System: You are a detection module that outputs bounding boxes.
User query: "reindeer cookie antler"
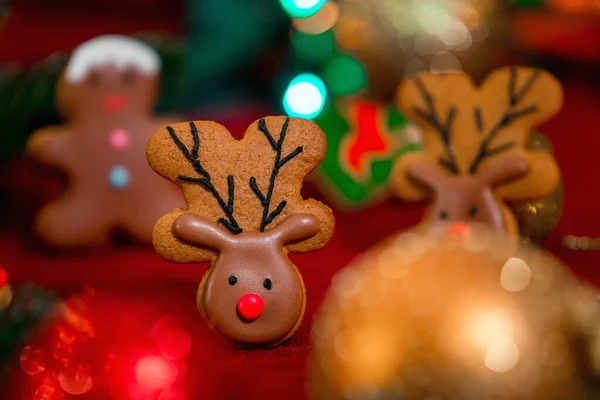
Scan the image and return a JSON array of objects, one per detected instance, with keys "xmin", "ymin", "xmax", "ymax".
[
  {"xmin": 147, "ymin": 117, "xmax": 334, "ymax": 347},
  {"xmin": 391, "ymin": 67, "xmax": 563, "ymax": 234}
]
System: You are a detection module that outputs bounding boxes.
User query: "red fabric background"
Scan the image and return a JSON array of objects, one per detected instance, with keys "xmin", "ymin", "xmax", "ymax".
[{"xmin": 2, "ymin": 5, "xmax": 600, "ymax": 400}]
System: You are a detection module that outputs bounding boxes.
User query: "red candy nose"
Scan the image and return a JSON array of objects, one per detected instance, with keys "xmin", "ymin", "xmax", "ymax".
[
  {"xmin": 103, "ymin": 95, "xmax": 128, "ymax": 112},
  {"xmin": 449, "ymin": 222, "xmax": 470, "ymax": 237},
  {"xmin": 237, "ymin": 294, "xmax": 264, "ymax": 321}
]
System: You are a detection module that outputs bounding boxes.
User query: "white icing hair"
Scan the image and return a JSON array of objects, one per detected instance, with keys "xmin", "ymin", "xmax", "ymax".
[{"xmin": 65, "ymin": 35, "xmax": 161, "ymax": 84}]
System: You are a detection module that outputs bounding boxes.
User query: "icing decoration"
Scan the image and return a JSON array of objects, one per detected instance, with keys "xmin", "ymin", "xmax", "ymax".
[
  {"xmin": 166, "ymin": 122, "xmax": 242, "ymax": 234},
  {"xmin": 313, "ymin": 98, "xmax": 420, "ymax": 210},
  {"xmin": 237, "ymin": 293, "xmax": 265, "ymax": 321},
  {"xmin": 173, "ymin": 212, "xmax": 318, "ymax": 345},
  {"xmin": 250, "ymin": 119, "xmax": 303, "ymax": 231},
  {"xmin": 108, "ymin": 165, "xmax": 130, "ymax": 189},
  {"xmin": 108, "ymin": 128, "xmax": 130, "ymax": 151},
  {"xmin": 391, "ymin": 67, "xmax": 563, "ymax": 235},
  {"xmin": 103, "ymin": 96, "xmax": 128, "ymax": 113},
  {"xmin": 65, "ymin": 35, "xmax": 161, "ymax": 84},
  {"xmin": 147, "ymin": 117, "xmax": 335, "ymax": 347}
]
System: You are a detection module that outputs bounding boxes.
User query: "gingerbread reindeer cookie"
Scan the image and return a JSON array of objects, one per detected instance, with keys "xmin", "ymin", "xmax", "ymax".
[
  {"xmin": 27, "ymin": 35, "xmax": 184, "ymax": 247},
  {"xmin": 391, "ymin": 67, "xmax": 563, "ymax": 234},
  {"xmin": 147, "ymin": 117, "xmax": 335, "ymax": 347}
]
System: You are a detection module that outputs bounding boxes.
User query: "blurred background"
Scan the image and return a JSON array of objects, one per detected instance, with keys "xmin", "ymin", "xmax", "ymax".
[{"xmin": 1, "ymin": 0, "xmax": 600, "ymax": 399}]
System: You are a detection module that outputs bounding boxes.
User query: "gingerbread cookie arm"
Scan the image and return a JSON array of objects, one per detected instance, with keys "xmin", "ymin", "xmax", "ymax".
[{"xmin": 27, "ymin": 126, "xmax": 74, "ymax": 167}]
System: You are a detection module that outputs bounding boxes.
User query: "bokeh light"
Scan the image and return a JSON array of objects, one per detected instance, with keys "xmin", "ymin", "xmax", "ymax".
[
  {"xmin": 323, "ymin": 54, "xmax": 367, "ymax": 96},
  {"xmin": 0, "ymin": 266, "xmax": 8, "ymax": 287},
  {"xmin": 20, "ymin": 345, "xmax": 47, "ymax": 376},
  {"xmin": 34, "ymin": 376, "xmax": 64, "ymax": 400},
  {"xmin": 500, "ymin": 257, "xmax": 531, "ymax": 292},
  {"xmin": 292, "ymin": 1, "xmax": 339, "ymax": 34},
  {"xmin": 157, "ymin": 326, "xmax": 192, "ymax": 360},
  {"xmin": 291, "ymin": 30, "xmax": 335, "ymax": 64},
  {"xmin": 280, "ymin": 0, "xmax": 328, "ymax": 19},
  {"xmin": 58, "ymin": 364, "xmax": 93, "ymax": 395},
  {"xmin": 485, "ymin": 336, "xmax": 520, "ymax": 372},
  {"xmin": 134, "ymin": 355, "xmax": 178, "ymax": 391},
  {"xmin": 283, "ymin": 73, "xmax": 327, "ymax": 120},
  {"xmin": 159, "ymin": 387, "xmax": 187, "ymax": 400},
  {"xmin": 0, "ymin": 284, "xmax": 13, "ymax": 310}
]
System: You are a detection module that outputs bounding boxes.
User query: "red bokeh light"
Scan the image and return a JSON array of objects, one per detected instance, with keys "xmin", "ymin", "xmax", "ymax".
[
  {"xmin": 58, "ymin": 364, "xmax": 93, "ymax": 395},
  {"xmin": 20, "ymin": 344, "xmax": 47, "ymax": 376},
  {"xmin": 33, "ymin": 376, "xmax": 64, "ymax": 400},
  {"xmin": 0, "ymin": 267, "xmax": 8, "ymax": 287},
  {"xmin": 134, "ymin": 355, "xmax": 178, "ymax": 390},
  {"xmin": 159, "ymin": 387, "xmax": 186, "ymax": 400},
  {"xmin": 156, "ymin": 326, "xmax": 192, "ymax": 360}
]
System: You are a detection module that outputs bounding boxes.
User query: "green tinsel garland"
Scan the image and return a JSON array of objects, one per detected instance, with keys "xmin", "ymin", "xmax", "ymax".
[{"xmin": 0, "ymin": 284, "xmax": 60, "ymax": 382}]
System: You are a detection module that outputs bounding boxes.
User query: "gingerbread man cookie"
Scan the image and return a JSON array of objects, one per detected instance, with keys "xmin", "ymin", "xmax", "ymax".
[
  {"xmin": 147, "ymin": 117, "xmax": 335, "ymax": 347},
  {"xmin": 27, "ymin": 35, "xmax": 184, "ymax": 247},
  {"xmin": 391, "ymin": 67, "xmax": 563, "ymax": 234}
]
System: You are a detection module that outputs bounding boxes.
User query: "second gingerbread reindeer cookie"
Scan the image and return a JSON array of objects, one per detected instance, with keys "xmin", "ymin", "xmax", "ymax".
[
  {"xmin": 147, "ymin": 117, "xmax": 335, "ymax": 347},
  {"xmin": 392, "ymin": 67, "xmax": 563, "ymax": 234}
]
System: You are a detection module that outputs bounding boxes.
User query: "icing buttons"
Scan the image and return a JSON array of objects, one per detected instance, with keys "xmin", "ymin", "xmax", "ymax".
[
  {"xmin": 108, "ymin": 128, "xmax": 130, "ymax": 151},
  {"xmin": 108, "ymin": 165, "xmax": 130, "ymax": 189}
]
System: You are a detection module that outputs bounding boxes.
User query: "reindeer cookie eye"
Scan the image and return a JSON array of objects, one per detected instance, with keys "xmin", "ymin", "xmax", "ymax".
[
  {"xmin": 228, "ymin": 274, "xmax": 238, "ymax": 286},
  {"xmin": 263, "ymin": 278, "xmax": 272, "ymax": 291},
  {"xmin": 440, "ymin": 210, "xmax": 449, "ymax": 220},
  {"xmin": 469, "ymin": 206, "xmax": 479, "ymax": 216}
]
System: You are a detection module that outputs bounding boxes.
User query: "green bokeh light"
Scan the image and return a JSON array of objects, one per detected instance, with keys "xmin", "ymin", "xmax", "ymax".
[
  {"xmin": 280, "ymin": 0, "xmax": 328, "ymax": 19},
  {"xmin": 283, "ymin": 73, "xmax": 327, "ymax": 120},
  {"xmin": 323, "ymin": 54, "xmax": 367, "ymax": 97},
  {"xmin": 291, "ymin": 30, "xmax": 335, "ymax": 65}
]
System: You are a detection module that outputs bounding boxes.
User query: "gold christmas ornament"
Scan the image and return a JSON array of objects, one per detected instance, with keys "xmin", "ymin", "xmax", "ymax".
[
  {"xmin": 332, "ymin": 0, "xmax": 507, "ymax": 99},
  {"xmin": 309, "ymin": 223, "xmax": 600, "ymax": 400},
  {"xmin": 511, "ymin": 132, "xmax": 564, "ymax": 243}
]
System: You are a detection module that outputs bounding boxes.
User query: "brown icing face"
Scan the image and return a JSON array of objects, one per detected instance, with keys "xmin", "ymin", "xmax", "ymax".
[
  {"xmin": 173, "ymin": 213, "xmax": 320, "ymax": 345},
  {"xmin": 27, "ymin": 64, "xmax": 183, "ymax": 247},
  {"xmin": 407, "ymin": 157, "xmax": 528, "ymax": 231}
]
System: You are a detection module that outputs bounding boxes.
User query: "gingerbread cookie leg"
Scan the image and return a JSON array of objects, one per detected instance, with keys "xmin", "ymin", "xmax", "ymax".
[{"xmin": 34, "ymin": 193, "xmax": 113, "ymax": 247}]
